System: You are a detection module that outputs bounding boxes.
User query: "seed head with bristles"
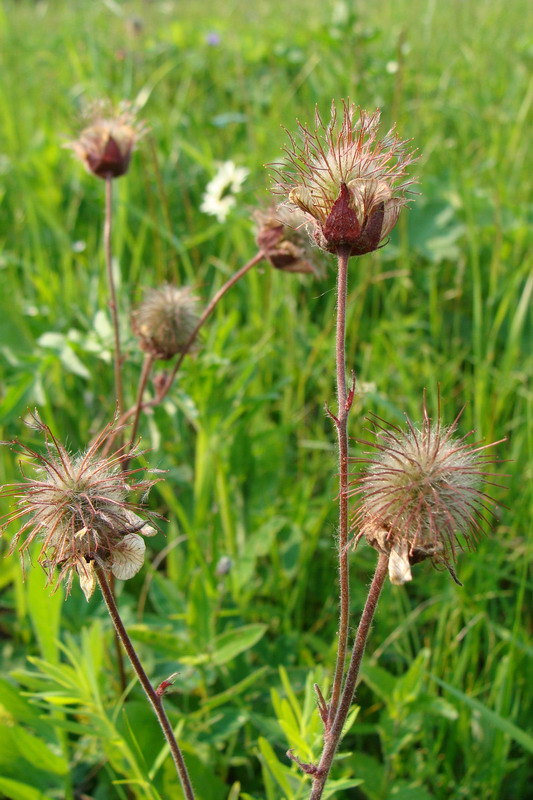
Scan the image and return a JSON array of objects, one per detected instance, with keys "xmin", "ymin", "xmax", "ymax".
[
  {"xmin": 271, "ymin": 100, "xmax": 417, "ymax": 256},
  {"xmin": 132, "ymin": 285, "xmax": 200, "ymax": 361},
  {"xmin": 349, "ymin": 399, "xmax": 505, "ymax": 585},
  {"xmin": 0, "ymin": 415, "xmax": 159, "ymax": 600}
]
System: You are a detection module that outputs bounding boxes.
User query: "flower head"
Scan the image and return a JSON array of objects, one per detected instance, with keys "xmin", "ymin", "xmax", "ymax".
[
  {"xmin": 200, "ymin": 160, "xmax": 249, "ymax": 223},
  {"xmin": 254, "ymin": 204, "xmax": 323, "ymax": 276},
  {"xmin": 66, "ymin": 100, "xmax": 145, "ymax": 180},
  {"xmin": 272, "ymin": 101, "xmax": 417, "ymax": 256},
  {"xmin": 350, "ymin": 400, "xmax": 505, "ymax": 585},
  {"xmin": 132, "ymin": 285, "xmax": 200, "ymax": 361},
  {"xmin": 1, "ymin": 416, "xmax": 158, "ymax": 600}
]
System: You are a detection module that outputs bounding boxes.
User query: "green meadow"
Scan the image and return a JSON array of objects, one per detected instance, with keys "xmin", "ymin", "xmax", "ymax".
[{"xmin": 0, "ymin": 0, "xmax": 531, "ymax": 798}]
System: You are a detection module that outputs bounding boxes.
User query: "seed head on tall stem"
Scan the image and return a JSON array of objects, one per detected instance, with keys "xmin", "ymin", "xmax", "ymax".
[
  {"xmin": 0, "ymin": 415, "xmax": 158, "ymax": 600},
  {"xmin": 272, "ymin": 100, "xmax": 417, "ymax": 255},
  {"xmin": 350, "ymin": 397, "xmax": 506, "ymax": 585}
]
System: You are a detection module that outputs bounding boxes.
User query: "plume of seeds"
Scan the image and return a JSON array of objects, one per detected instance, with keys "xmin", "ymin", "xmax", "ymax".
[
  {"xmin": 0, "ymin": 415, "xmax": 158, "ymax": 600},
  {"xmin": 349, "ymin": 399, "xmax": 505, "ymax": 585},
  {"xmin": 271, "ymin": 100, "xmax": 417, "ymax": 256},
  {"xmin": 132, "ymin": 285, "xmax": 200, "ymax": 361}
]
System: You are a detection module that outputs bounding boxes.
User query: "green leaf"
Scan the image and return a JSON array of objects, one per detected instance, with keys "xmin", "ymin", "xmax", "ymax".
[
  {"xmin": 360, "ymin": 663, "xmax": 397, "ymax": 703},
  {"xmin": 257, "ymin": 737, "xmax": 293, "ymax": 796},
  {"xmin": 386, "ymin": 781, "xmax": 435, "ymax": 800},
  {"xmin": 27, "ymin": 569, "xmax": 63, "ymax": 664},
  {"xmin": 351, "ymin": 753, "xmax": 386, "ymax": 800},
  {"xmin": 431, "ymin": 676, "xmax": 533, "ymax": 753},
  {"xmin": 8, "ymin": 726, "xmax": 67, "ymax": 775},
  {"xmin": 392, "ymin": 649, "xmax": 430, "ymax": 707},
  {"xmin": 0, "ymin": 777, "xmax": 53, "ymax": 800},
  {"xmin": 210, "ymin": 623, "xmax": 267, "ymax": 666},
  {"xmin": 322, "ymin": 778, "xmax": 364, "ymax": 798}
]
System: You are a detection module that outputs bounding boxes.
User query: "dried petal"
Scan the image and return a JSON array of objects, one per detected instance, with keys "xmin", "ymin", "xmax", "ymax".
[{"xmin": 111, "ymin": 533, "xmax": 146, "ymax": 580}]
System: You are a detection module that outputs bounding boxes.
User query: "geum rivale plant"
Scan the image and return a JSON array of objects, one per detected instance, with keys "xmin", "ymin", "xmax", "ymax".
[{"xmin": 270, "ymin": 100, "xmax": 504, "ymax": 799}]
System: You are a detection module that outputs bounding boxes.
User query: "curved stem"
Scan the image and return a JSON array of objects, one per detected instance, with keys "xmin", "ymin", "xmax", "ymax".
[
  {"xmin": 97, "ymin": 569, "xmax": 195, "ymax": 800},
  {"xmin": 328, "ymin": 245, "xmax": 352, "ymax": 724},
  {"xmin": 102, "ymin": 251, "xmax": 265, "ymax": 457},
  {"xmin": 104, "ymin": 176, "xmax": 124, "ymax": 418},
  {"xmin": 310, "ymin": 552, "xmax": 389, "ymax": 800}
]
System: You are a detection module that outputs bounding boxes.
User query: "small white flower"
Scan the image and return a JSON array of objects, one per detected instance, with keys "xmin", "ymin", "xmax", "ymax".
[{"xmin": 200, "ymin": 160, "xmax": 249, "ymax": 222}]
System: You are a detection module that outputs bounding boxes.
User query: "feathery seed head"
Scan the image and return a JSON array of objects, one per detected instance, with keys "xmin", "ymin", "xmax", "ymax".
[
  {"xmin": 132, "ymin": 285, "xmax": 200, "ymax": 361},
  {"xmin": 350, "ymin": 400, "xmax": 505, "ymax": 585},
  {"xmin": 272, "ymin": 101, "xmax": 417, "ymax": 256},
  {"xmin": 66, "ymin": 100, "xmax": 144, "ymax": 180},
  {"xmin": 1, "ymin": 416, "xmax": 158, "ymax": 600},
  {"xmin": 254, "ymin": 204, "xmax": 323, "ymax": 276}
]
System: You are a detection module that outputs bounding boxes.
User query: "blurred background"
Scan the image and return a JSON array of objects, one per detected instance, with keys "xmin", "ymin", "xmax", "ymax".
[{"xmin": 0, "ymin": 1, "xmax": 531, "ymax": 798}]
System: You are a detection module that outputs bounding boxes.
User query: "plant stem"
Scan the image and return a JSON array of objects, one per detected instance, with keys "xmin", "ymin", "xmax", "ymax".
[
  {"xmin": 328, "ymin": 245, "xmax": 353, "ymax": 724},
  {"xmin": 102, "ymin": 251, "xmax": 265, "ymax": 456},
  {"xmin": 104, "ymin": 175, "xmax": 124, "ymax": 418},
  {"xmin": 97, "ymin": 569, "xmax": 196, "ymax": 800},
  {"xmin": 310, "ymin": 552, "xmax": 389, "ymax": 800}
]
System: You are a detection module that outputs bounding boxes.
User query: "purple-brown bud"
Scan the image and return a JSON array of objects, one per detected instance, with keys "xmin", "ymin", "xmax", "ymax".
[
  {"xmin": 66, "ymin": 100, "xmax": 144, "ymax": 180},
  {"xmin": 254, "ymin": 204, "xmax": 323, "ymax": 276}
]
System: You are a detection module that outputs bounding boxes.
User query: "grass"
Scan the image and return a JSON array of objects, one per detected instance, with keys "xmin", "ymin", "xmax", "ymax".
[{"xmin": 0, "ymin": 0, "xmax": 531, "ymax": 798}]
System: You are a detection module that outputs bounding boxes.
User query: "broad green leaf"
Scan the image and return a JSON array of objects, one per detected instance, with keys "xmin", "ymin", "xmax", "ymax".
[
  {"xmin": 392, "ymin": 649, "xmax": 430, "ymax": 707},
  {"xmin": 257, "ymin": 737, "xmax": 293, "ymax": 796},
  {"xmin": 0, "ymin": 777, "xmax": 53, "ymax": 800},
  {"xmin": 7, "ymin": 726, "xmax": 67, "ymax": 775},
  {"xmin": 351, "ymin": 753, "xmax": 386, "ymax": 800},
  {"xmin": 210, "ymin": 623, "xmax": 267, "ymax": 666},
  {"xmin": 199, "ymin": 665, "xmax": 269, "ymax": 713},
  {"xmin": 0, "ymin": 678, "xmax": 47, "ymax": 733},
  {"xmin": 27, "ymin": 568, "xmax": 63, "ymax": 664},
  {"xmin": 323, "ymin": 778, "xmax": 364, "ymax": 798},
  {"xmin": 360, "ymin": 663, "xmax": 397, "ymax": 703},
  {"xmin": 386, "ymin": 781, "xmax": 435, "ymax": 800}
]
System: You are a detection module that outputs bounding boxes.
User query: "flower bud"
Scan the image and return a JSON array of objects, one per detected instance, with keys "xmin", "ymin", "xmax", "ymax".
[
  {"xmin": 254, "ymin": 204, "xmax": 323, "ymax": 276},
  {"xmin": 66, "ymin": 100, "xmax": 144, "ymax": 180}
]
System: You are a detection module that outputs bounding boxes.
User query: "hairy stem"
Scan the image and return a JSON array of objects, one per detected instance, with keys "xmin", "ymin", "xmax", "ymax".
[
  {"xmin": 310, "ymin": 552, "xmax": 389, "ymax": 800},
  {"xmin": 104, "ymin": 175, "xmax": 124, "ymax": 418},
  {"xmin": 102, "ymin": 251, "xmax": 264, "ymax": 456},
  {"xmin": 328, "ymin": 245, "xmax": 353, "ymax": 724},
  {"xmin": 97, "ymin": 569, "xmax": 195, "ymax": 800}
]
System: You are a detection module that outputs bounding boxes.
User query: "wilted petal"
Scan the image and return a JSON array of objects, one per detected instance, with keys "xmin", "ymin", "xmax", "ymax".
[
  {"xmin": 124, "ymin": 509, "xmax": 157, "ymax": 537},
  {"xmin": 381, "ymin": 198, "xmax": 403, "ymax": 238},
  {"xmin": 77, "ymin": 560, "xmax": 96, "ymax": 601},
  {"xmin": 288, "ymin": 186, "xmax": 317, "ymax": 218},
  {"xmin": 388, "ymin": 541, "xmax": 413, "ymax": 585},
  {"xmin": 111, "ymin": 533, "xmax": 146, "ymax": 580}
]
